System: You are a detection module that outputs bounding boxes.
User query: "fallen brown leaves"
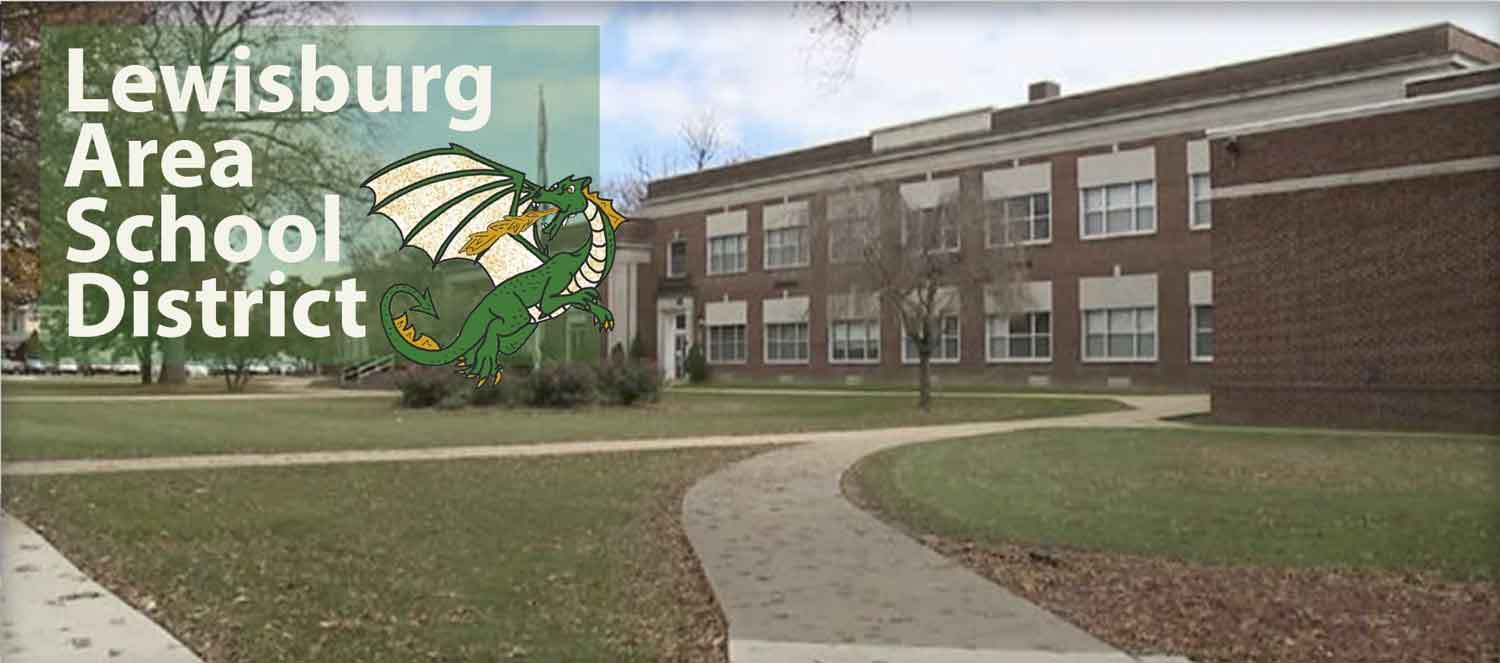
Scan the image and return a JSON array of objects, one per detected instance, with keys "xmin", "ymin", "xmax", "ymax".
[{"xmin": 924, "ymin": 536, "xmax": 1498, "ymax": 663}]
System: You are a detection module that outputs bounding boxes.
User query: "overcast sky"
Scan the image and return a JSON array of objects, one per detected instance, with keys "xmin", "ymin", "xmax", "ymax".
[{"xmin": 354, "ymin": 2, "xmax": 1500, "ymax": 184}]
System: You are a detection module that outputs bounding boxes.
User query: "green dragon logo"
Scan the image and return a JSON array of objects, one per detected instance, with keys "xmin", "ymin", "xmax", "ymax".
[{"xmin": 362, "ymin": 144, "xmax": 627, "ymax": 387}]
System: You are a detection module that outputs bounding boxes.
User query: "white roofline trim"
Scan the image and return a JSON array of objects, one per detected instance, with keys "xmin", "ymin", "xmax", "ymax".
[
  {"xmin": 1214, "ymin": 155, "xmax": 1500, "ymax": 200},
  {"xmin": 1207, "ymin": 83, "xmax": 1500, "ymax": 138},
  {"xmin": 641, "ymin": 55, "xmax": 1459, "ymax": 217},
  {"xmin": 1403, "ymin": 62, "xmax": 1500, "ymax": 86}
]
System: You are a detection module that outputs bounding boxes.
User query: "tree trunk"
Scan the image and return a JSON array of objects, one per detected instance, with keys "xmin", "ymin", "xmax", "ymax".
[
  {"xmin": 158, "ymin": 335, "xmax": 187, "ymax": 384},
  {"xmin": 917, "ymin": 351, "xmax": 932, "ymax": 412},
  {"xmin": 136, "ymin": 341, "xmax": 154, "ymax": 385}
]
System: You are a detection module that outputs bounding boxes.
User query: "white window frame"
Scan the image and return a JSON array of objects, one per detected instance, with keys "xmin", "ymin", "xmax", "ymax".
[
  {"xmin": 1191, "ymin": 304, "xmax": 1214, "ymax": 363},
  {"xmin": 763, "ymin": 321, "xmax": 810, "ymax": 364},
  {"xmin": 764, "ymin": 225, "xmax": 810, "ymax": 270},
  {"xmin": 1081, "ymin": 306, "xmax": 1158, "ymax": 363},
  {"xmin": 986, "ymin": 311, "xmax": 1052, "ymax": 364},
  {"xmin": 1189, "ymin": 173, "xmax": 1212, "ymax": 230},
  {"xmin": 901, "ymin": 315, "xmax": 961, "ymax": 365},
  {"xmin": 829, "ymin": 317, "xmax": 881, "ymax": 365},
  {"xmin": 666, "ymin": 239, "xmax": 688, "ymax": 277},
  {"xmin": 986, "ymin": 193, "xmax": 1052, "ymax": 247},
  {"xmin": 901, "ymin": 205, "xmax": 961, "ymax": 254},
  {"xmin": 705, "ymin": 323, "xmax": 747, "ymax": 364},
  {"xmin": 1080, "ymin": 179, "xmax": 1156, "ymax": 240},
  {"xmin": 706, "ymin": 234, "xmax": 747, "ymax": 275}
]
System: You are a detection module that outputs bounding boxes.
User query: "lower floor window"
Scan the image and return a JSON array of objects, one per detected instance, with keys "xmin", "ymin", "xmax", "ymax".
[
  {"xmin": 765, "ymin": 322, "xmax": 809, "ymax": 363},
  {"xmin": 1083, "ymin": 306, "xmax": 1156, "ymax": 360},
  {"xmin": 707, "ymin": 324, "xmax": 746, "ymax": 363},
  {"xmin": 830, "ymin": 319, "xmax": 881, "ymax": 363},
  {"xmin": 1192, "ymin": 304, "xmax": 1214, "ymax": 361},
  {"xmin": 903, "ymin": 315, "xmax": 960, "ymax": 363},
  {"xmin": 987, "ymin": 311, "xmax": 1051, "ymax": 361}
]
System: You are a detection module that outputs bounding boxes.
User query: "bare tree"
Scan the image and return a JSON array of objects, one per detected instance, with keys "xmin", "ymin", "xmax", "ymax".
[
  {"xmin": 797, "ymin": 1, "xmax": 905, "ymax": 91},
  {"xmin": 604, "ymin": 110, "xmax": 749, "ymax": 213},
  {"xmin": 825, "ymin": 174, "xmax": 1026, "ymax": 410},
  {"xmin": 679, "ymin": 108, "xmax": 728, "ymax": 172}
]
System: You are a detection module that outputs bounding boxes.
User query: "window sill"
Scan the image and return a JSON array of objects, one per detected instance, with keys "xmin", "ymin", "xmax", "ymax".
[
  {"xmin": 764, "ymin": 262, "xmax": 811, "ymax": 272},
  {"xmin": 988, "ymin": 238, "xmax": 1053, "ymax": 249},
  {"xmin": 1080, "ymin": 357, "xmax": 1158, "ymax": 364},
  {"xmin": 1189, "ymin": 224, "xmax": 1212, "ymax": 232},
  {"xmin": 987, "ymin": 357, "xmax": 1053, "ymax": 364},
  {"xmin": 1191, "ymin": 356, "xmax": 1214, "ymax": 363},
  {"xmin": 1080, "ymin": 229, "xmax": 1157, "ymax": 241},
  {"xmin": 705, "ymin": 270, "xmax": 749, "ymax": 277},
  {"xmin": 902, "ymin": 358, "xmax": 961, "ymax": 365},
  {"xmin": 707, "ymin": 360, "xmax": 748, "ymax": 366},
  {"xmin": 765, "ymin": 359, "xmax": 811, "ymax": 366},
  {"xmin": 830, "ymin": 358, "xmax": 882, "ymax": 366}
]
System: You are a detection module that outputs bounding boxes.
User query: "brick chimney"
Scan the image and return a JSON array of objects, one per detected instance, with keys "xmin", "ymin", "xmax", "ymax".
[{"xmin": 1028, "ymin": 80, "xmax": 1061, "ymax": 102}]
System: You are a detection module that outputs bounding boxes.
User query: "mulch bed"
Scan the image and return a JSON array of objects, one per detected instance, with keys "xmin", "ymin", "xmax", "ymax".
[{"xmin": 924, "ymin": 536, "xmax": 1498, "ymax": 663}]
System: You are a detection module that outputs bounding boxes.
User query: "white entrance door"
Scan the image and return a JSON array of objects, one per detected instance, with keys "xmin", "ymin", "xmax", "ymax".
[{"xmin": 657, "ymin": 299, "xmax": 694, "ymax": 382}]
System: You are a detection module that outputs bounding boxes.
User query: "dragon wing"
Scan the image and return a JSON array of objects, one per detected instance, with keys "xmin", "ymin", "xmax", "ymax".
[{"xmin": 362, "ymin": 144, "xmax": 544, "ymax": 285}]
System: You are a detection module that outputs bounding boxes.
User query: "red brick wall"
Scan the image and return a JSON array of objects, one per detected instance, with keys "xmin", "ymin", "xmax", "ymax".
[
  {"xmin": 638, "ymin": 132, "xmax": 1215, "ymax": 389},
  {"xmin": 1211, "ymin": 98, "xmax": 1500, "ymax": 432}
]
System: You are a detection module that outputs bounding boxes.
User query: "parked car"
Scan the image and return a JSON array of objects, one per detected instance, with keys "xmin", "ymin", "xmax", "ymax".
[
  {"xmin": 56, "ymin": 358, "xmax": 80, "ymax": 374},
  {"xmin": 1, "ymin": 357, "xmax": 23, "ymax": 374},
  {"xmin": 24, "ymin": 356, "xmax": 48, "ymax": 374},
  {"xmin": 112, "ymin": 362, "xmax": 141, "ymax": 375},
  {"xmin": 185, "ymin": 363, "xmax": 211, "ymax": 378}
]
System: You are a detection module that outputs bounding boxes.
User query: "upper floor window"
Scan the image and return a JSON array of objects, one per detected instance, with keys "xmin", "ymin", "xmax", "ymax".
[
  {"xmin": 764, "ymin": 201, "xmax": 810, "ymax": 269},
  {"xmin": 987, "ymin": 193, "xmax": 1051, "ymax": 246},
  {"xmin": 1081, "ymin": 180, "xmax": 1155, "ymax": 239},
  {"xmin": 1189, "ymin": 174, "xmax": 1212, "ymax": 229},
  {"xmin": 706, "ymin": 209, "xmax": 748, "ymax": 275},
  {"xmin": 707, "ymin": 235, "xmax": 747, "ymax": 274},
  {"xmin": 900, "ymin": 178, "xmax": 960, "ymax": 254},
  {"xmin": 827, "ymin": 189, "xmax": 880, "ymax": 264},
  {"xmin": 903, "ymin": 206, "xmax": 960, "ymax": 253},
  {"xmin": 667, "ymin": 239, "xmax": 687, "ymax": 277}
]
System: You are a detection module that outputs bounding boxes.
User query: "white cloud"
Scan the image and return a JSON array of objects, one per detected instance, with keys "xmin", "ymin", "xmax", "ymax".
[{"xmin": 358, "ymin": 2, "xmax": 1500, "ymax": 179}]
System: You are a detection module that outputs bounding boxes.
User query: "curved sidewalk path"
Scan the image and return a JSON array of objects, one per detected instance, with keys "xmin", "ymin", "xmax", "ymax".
[{"xmin": 683, "ymin": 394, "xmax": 1206, "ymax": 663}]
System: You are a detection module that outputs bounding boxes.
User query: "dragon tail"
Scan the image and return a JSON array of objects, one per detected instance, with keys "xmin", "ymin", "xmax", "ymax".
[{"xmin": 380, "ymin": 284, "xmax": 472, "ymax": 366}]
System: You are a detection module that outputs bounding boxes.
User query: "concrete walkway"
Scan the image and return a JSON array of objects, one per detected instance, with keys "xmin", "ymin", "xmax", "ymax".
[
  {"xmin": 682, "ymin": 395, "xmax": 1206, "ymax": 663},
  {"xmin": 1, "ymin": 516, "xmax": 201, "ymax": 663}
]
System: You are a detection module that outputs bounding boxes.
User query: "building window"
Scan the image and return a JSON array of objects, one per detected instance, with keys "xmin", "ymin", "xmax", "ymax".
[
  {"xmin": 1192, "ymin": 304, "xmax": 1214, "ymax": 361},
  {"xmin": 667, "ymin": 240, "xmax": 688, "ymax": 277},
  {"xmin": 902, "ymin": 315, "xmax": 960, "ymax": 363},
  {"xmin": 706, "ymin": 324, "xmax": 747, "ymax": 363},
  {"xmin": 765, "ymin": 226, "xmax": 810, "ymax": 269},
  {"xmin": 1081, "ymin": 180, "xmax": 1155, "ymax": 239},
  {"xmin": 902, "ymin": 206, "xmax": 960, "ymax": 253},
  {"xmin": 987, "ymin": 193, "xmax": 1051, "ymax": 246},
  {"xmin": 829, "ymin": 216, "xmax": 877, "ymax": 263},
  {"xmin": 987, "ymin": 311, "xmax": 1051, "ymax": 362},
  {"xmin": 765, "ymin": 322, "xmax": 809, "ymax": 363},
  {"xmin": 1189, "ymin": 173, "xmax": 1212, "ymax": 229},
  {"xmin": 707, "ymin": 234, "xmax": 747, "ymax": 274},
  {"xmin": 1083, "ymin": 306, "xmax": 1156, "ymax": 361},
  {"xmin": 830, "ymin": 318, "xmax": 881, "ymax": 364}
]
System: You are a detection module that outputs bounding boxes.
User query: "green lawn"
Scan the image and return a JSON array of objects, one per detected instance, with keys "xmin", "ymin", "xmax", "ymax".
[
  {"xmin": 850, "ymin": 427, "xmax": 1500, "ymax": 579},
  {"xmin": 1, "ymin": 375, "xmax": 287, "ymax": 397},
  {"xmin": 3, "ymin": 449, "xmax": 756, "ymax": 663},
  {"xmin": 1, "ymin": 392, "xmax": 1125, "ymax": 461}
]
